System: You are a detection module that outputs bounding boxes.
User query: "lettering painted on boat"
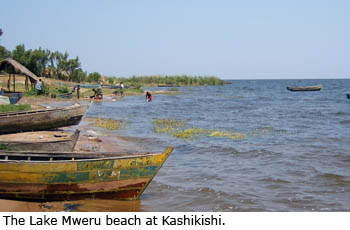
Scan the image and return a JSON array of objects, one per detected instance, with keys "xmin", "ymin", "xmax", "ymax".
[
  {"xmin": 119, "ymin": 165, "xmax": 158, "ymax": 180},
  {"xmin": 77, "ymin": 160, "xmax": 114, "ymax": 171}
]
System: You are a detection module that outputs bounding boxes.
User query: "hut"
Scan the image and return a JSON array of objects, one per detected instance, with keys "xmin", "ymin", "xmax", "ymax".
[{"xmin": 0, "ymin": 58, "xmax": 39, "ymax": 92}]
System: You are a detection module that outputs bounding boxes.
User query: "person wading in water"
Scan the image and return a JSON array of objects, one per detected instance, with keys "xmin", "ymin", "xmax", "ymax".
[{"xmin": 145, "ymin": 91, "xmax": 152, "ymax": 102}]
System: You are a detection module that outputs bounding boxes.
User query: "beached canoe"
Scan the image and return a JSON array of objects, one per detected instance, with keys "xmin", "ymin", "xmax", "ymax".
[
  {"xmin": 0, "ymin": 103, "xmax": 89, "ymax": 134},
  {"xmin": 0, "ymin": 91, "xmax": 22, "ymax": 104},
  {"xmin": 0, "ymin": 96, "xmax": 10, "ymax": 105},
  {"xmin": 0, "ymin": 130, "xmax": 80, "ymax": 152},
  {"xmin": 0, "ymin": 147, "xmax": 173, "ymax": 201},
  {"xmin": 287, "ymin": 85, "xmax": 322, "ymax": 91}
]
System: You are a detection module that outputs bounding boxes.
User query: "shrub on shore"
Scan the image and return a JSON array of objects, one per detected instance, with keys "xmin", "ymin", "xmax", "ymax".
[{"xmin": 0, "ymin": 104, "xmax": 31, "ymax": 112}]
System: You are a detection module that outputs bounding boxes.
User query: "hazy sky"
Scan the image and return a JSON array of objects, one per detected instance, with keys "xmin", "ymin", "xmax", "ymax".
[{"xmin": 1, "ymin": 0, "xmax": 349, "ymax": 79}]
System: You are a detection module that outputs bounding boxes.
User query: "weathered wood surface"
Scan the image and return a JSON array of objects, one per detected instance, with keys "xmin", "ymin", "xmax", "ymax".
[
  {"xmin": 0, "ymin": 147, "xmax": 173, "ymax": 201},
  {"xmin": 0, "ymin": 104, "xmax": 89, "ymax": 134},
  {"xmin": 0, "ymin": 130, "xmax": 80, "ymax": 152},
  {"xmin": 287, "ymin": 85, "xmax": 322, "ymax": 91}
]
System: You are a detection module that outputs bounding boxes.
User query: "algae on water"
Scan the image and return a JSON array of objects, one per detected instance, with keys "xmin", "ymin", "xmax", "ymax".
[
  {"xmin": 152, "ymin": 118, "xmax": 246, "ymax": 141},
  {"xmin": 92, "ymin": 117, "xmax": 123, "ymax": 130}
]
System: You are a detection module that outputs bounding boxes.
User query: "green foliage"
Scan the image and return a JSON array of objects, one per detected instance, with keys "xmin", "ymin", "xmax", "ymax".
[
  {"xmin": 23, "ymin": 88, "xmax": 37, "ymax": 96},
  {"xmin": 113, "ymin": 75, "xmax": 224, "ymax": 86},
  {"xmin": 70, "ymin": 68, "xmax": 86, "ymax": 83},
  {"xmin": 57, "ymin": 85, "xmax": 69, "ymax": 94},
  {"xmin": 0, "ymin": 104, "xmax": 31, "ymax": 112},
  {"xmin": 0, "ymin": 46, "xmax": 10, "ymax": 61},
  {"xmin": 107, "ymin": 77, "xmax": 114, "ymax": 85},
  {"xmin": 87, "ymin": 72, "xmax": 101, "ymax": 83}
]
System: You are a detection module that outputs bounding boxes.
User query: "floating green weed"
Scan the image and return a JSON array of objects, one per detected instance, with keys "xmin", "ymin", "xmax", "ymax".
[
  {"xmin": 93, "ymin": 117, "xmax": 123, "ymax": 130},
  {"xmin": 209, "ymin": 131, "xmax": 246, "ymax": 140},
  {"xmin": 152, "ymin": 119, "xmax": 246, "ymax": 141},
  {"xmin": 172, "ymin": 128, "xmax": 209, "ymax": 139},
  {"xmin": 152, "ymin": 119, "xmax": 185, "ymax": 134}
]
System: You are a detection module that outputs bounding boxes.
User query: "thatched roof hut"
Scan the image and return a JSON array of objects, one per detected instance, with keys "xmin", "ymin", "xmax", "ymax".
[
  {"xmin": 0, "ymin": 58, "xmax": 39, "ymax": 92},
  {"xmin": 0, "ymin": 58, "xmax": 39, "ymax": 84}
]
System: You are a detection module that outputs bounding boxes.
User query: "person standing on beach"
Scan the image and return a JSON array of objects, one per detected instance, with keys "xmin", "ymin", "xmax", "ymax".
[
  {"xmin": 120, "ymin": 82, "xmax": 124, "ymax": 97},
  {"xmin": 77, "ymin": 85, "xmax": 80, "ymax": 99},
  {"xmin": 35, "ymin": 79, "xmax": 43, "ymax": 95}
]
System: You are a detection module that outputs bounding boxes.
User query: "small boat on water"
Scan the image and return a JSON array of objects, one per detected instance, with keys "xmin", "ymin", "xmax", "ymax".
[
  {"xmin": 0, "ymin": 103, "xmax": 89, "ymax": 134},
  {"xmin": 0, "ymin": 147, "xmax": 173, "ymax": 201},
  {"xmin": 287, "ymin": 85, "xmax": 322, "ymax": 92},
  {"xmin": 346, "ymin": 93, "xmax": 350, "ymax": 99},
  {"xmin": 0, "ymin": 130, "xmax": 80, "ymax": 152},
  {"xmin": 0, "ymin": 91, "xmax": 22, "ymax": 104}
]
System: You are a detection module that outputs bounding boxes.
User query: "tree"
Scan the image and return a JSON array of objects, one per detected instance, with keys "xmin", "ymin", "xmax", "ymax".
[
  {"xmin": 70, "ymin": 68, "xmax": 86, "ymax": 82},
  {"xmin": 87, "ymin": 72, "xmax": 101, "ymax": 83}
]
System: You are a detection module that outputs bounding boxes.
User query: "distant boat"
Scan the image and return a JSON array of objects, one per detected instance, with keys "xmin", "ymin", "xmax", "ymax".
[
  {"xmin": 0, "ymin": 130, "xmax": 80, "ymax": 152},
  {"xmin": 0, "ymin": 103, "xmax": 89, "ymax": 134},
  {"xmin": 346, "ymin": 93, "xmax": 350, "ymax": 99},
  {"xmin": 0, "ymin": 147, "xmax": 173, "ymax": 201},
  {"xmin": 0, "ymin": 91, "xmax": 22, "ymax": 104},
  {"xmin": 287, "ymin": 85, "xmax": 322, "ymax": 92}
]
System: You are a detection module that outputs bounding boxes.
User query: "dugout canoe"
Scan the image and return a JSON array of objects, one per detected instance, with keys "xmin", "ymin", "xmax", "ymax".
[
  {"xmin": 0, "ymin": 129, "xmax": 80, "ymax": 152},
  {"xmin": 0, "ymin": 91, "xmax": 22, "ymax": 104},
  {"xmin": 0, "ymin": 147, "xmax": 173, "ymax": 201},
  {"xmin": 0, "ymin": 103, "xmax": 89, "ymax": 134},
  {"xmin": 287, "ymin": 85, "xmax": 322, "ymax": 92}
]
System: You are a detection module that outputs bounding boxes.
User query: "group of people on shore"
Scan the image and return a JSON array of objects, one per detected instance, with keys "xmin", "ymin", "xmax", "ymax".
[{"xmin": 35, "ymin": 79, "xmax": 153, "ymax": 102}]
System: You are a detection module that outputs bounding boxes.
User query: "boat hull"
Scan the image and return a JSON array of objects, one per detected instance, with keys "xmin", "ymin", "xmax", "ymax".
[
  {"xmin": 0, "ymin": 104, "xmax": 89, "ymax": 134},
  {"xmin": 287, "ymin": 85, "xmax": 322, "ymax": 91},
  {"xmin": 0, "ymin": 92, "xmax": 22, "ymax": 104},
  {"xmin": 0, "ymin": 130, "xmax": 80, "ymax": 152},
  {"xmin": 0, "ymin": 147, "xmax": 173, "ymax": 201}
]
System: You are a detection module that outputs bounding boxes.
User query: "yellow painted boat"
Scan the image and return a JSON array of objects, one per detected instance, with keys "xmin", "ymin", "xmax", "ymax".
[{"xmin": 0, "ymin": 147, "xmax": 173, "ymax": 201}]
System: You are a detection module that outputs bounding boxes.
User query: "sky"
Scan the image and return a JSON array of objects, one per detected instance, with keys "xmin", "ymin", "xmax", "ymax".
[{"xmin": 0, "ymin": 0, "xmax": 349, "ymax": 79}]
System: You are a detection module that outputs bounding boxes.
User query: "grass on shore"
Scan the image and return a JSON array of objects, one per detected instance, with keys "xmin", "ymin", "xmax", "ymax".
[{"xmin": 0, "ymin": 104, "xmax": 31, "ymax": 112}]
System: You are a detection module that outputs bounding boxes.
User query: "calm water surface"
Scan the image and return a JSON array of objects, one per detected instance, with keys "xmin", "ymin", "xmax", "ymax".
[{"xmin": 83, "ymin": 79, "xmax": 350, "ymax": 211}]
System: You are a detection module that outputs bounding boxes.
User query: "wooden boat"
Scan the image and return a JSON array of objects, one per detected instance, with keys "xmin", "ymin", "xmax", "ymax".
[
  {"xmin": 0, "ymin": 96, "xmax": 10, "ymax": 105},
  {"xmin": 59, "ymin": 92, "xmax": 73, "ymax": 99},
  {"xmin": 0, "ymin": 103, "xmax": 89, "ymax": 134},
  {"xmin": 0, "ymin": 147, "xmax": 173, "ymax": 201},
  {"xmin": 0, "ymin": 91, "xmax": 22, "ymax": 104},
  {"xmin": 0, "ymin": 130, "xmax": 80, "ymax": 152},
  {"xmin": 287, "ymin": 85, "xmax": 322, "ymax": 91}
]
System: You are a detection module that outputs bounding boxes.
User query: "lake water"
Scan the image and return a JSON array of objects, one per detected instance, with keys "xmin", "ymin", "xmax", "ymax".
[{"xmin": 85, "ymin": 79, "xmax": 350, "ymax": 211}]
